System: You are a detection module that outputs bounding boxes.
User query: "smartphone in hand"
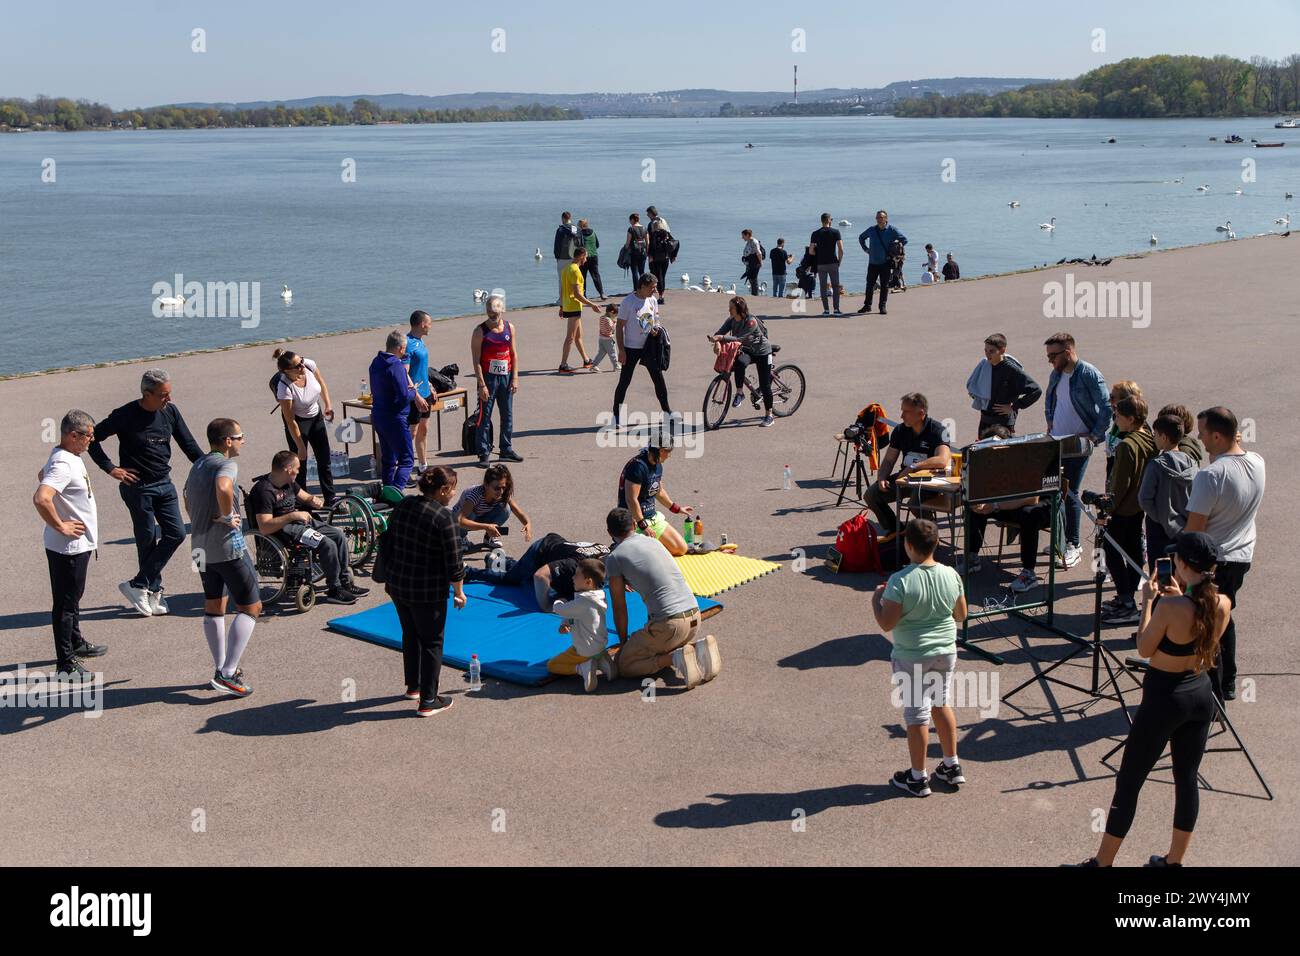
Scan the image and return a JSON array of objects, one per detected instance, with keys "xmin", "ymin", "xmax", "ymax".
[{"xmin": 1156, "ymin": 557, "xmax": 1173, "ymax": 589}]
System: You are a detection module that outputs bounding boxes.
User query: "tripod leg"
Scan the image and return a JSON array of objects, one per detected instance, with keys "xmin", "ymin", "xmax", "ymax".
[{"xmin": 1209, "ymin": 698, "xmax": 1274, "ymax": 800}]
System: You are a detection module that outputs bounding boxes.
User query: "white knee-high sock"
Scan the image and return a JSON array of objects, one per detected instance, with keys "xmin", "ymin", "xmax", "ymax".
[
  {"xmin": 203, "ymin": 614, "xmax": 226, "ymax": 670},
  {"xmin": 222, "ymin": 612, "xmax": 256, "ymax": 677}
]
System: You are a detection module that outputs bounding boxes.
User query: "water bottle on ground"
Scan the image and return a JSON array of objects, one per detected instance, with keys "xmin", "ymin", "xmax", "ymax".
[
  {"xmin": 469, "ymin": 654, "xmax": 482, "ymax": 691},
  {"xmin": 783, "ymin": 464, "xmax": 792, "ymax": 490},
  {"xmin": 694, "ymin": 514, "xmax": 703, "ymax": 540},
  {"xmin": 683, "ymin": 516, "xmax": 694, "ymax": 546}
]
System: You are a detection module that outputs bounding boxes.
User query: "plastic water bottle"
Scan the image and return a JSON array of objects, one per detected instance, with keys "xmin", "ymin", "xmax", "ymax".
[
  {"xmin": 227, "ymin": 515, "xmax": 246, "ymax": 557},
  {"xmin": 694, "ymin": 514, "xmax": 703, "ymax": 540},
  {"xmin": 469, "ymin": 654, "xmax": 482, "ymax": 691},
  {"xmin": 360, "ymin": 379, "xmax": 370, "ymax": 402},
  {"xmin": 783, "ymin": 464, "xmax": 792, "ymax": 490},
  {"xmin": 683, "ymin": 517, "xmax": 694, "ymax": 546},
  {"xmin": 306, "ymin": 456, "xmax": 319, "ymax": 482}
]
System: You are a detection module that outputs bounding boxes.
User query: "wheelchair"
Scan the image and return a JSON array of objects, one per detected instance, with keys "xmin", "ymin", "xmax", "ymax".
[
  {"xmin": 245, "ymin": 529, "xmax": 326, "ymax": 613},
  {"xmin": 324, "ymin": 482, "xmax": 404, "ymax": 570}
]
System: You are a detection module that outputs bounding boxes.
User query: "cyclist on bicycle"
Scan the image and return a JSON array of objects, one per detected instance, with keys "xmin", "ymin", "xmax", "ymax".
[{"xmin": 708, "ymin": 296, "xmax": 775, "ymax": 427}]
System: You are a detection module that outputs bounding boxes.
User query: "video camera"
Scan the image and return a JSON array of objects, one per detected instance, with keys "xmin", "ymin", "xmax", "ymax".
[
  {"xmin": 1080, "ymin": 489, "xmax": 1115, "ymax": 513},
  {"xmin": 842, "ymin": 407, "xmax": 879, "ymax": 446}
]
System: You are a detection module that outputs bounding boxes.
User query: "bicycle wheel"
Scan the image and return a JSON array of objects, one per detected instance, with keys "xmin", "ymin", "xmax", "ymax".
[
  {"xmin": 327, "ymin": 494, "xmax": 376, "ymax": 568},
  {"xmin": 702, "ymin": 374, "xmax": 733, "ymax": 430},
  {"xmin": 770, "ymin": 364, "xmax": 806, "ymax": 418}
]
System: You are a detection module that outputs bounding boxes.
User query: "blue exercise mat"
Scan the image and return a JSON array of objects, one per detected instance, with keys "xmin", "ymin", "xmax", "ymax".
[{"xmin": 326, "ymin": 582, "xmax": 723, "ymax": 686}]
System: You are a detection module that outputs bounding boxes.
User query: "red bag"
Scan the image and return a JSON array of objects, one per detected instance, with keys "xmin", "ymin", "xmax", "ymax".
[
  {"xmin": 714, "ymin": 341, "xmax": 741, "ymax": 373},
  {"xmin": 829, "ymin": 511, "xmax": 883, "ymax": 574}
]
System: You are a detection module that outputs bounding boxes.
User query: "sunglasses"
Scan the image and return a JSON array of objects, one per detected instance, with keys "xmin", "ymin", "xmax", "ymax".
[{"xmin": 1046, "ymin": 351, "xmax": 1066, "ymax": 360}]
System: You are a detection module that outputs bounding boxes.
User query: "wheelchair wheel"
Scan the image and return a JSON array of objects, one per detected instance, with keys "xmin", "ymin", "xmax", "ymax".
[
  {"xmin": 702, "ymin": 374, "xmax": 732, "ymax": 431},
  {"xmin": 770, "ymin": 364, "xmax": 806, "ymax": 418},
  {"xmin": 327, "ymin": 494, "xmax": 376, "ymax": 568},
  {"xmin": 247, "ymin": 531, "xmax": 289, "ymax": 607},
  {"xmin": 294, "ymin": 584, "xmax": 316, "ymax": 613}
]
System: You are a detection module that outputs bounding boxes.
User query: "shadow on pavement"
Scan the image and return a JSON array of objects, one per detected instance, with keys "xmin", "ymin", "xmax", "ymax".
[
  {"xmin": 778, "ymin": 633, "xmax": 891, "ymax": 670},
  {"xmin": 655, "ymin": 783, "xmax": 899, "ymax": 828}
]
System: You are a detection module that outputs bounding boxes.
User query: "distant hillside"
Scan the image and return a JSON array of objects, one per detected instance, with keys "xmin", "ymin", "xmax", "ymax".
[{"xmin": 164, "ymin": 78, "xmax": 1056, "ymax": 118}]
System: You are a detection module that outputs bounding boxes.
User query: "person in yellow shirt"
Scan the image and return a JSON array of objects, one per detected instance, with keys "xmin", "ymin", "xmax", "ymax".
[{"xmin": 559, "ymin": 248, "xmax": 602, "ymax": 374}]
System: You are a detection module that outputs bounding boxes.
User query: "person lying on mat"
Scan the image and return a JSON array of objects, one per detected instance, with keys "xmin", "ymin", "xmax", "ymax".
[
  {"xmin": 618, "ymin": 441, "xmax": 692, "ymax": 557},
  {"xmin": 546, "ymin": 558, "xmax": 616, "ymax": 693},
  {"xmin": 604, "ymin": 508, "xmax": 720, "ymax": 690},
  {"xmin": 465, "ymin": 532, "xmax": 611, "ymax": 608},
  {"xmin": 453, "ymin": 463, "xmax": 533, "ymax": 550}
]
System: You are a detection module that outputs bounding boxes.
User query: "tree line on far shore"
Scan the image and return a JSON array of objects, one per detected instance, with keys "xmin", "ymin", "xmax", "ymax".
[
  {"xmin": 895, "ymin": 54, "xmax": 1300, "ymax": 119},
  {"xmin": 0, "ymin": 96, "xmax": 581, "ymax": 132}
]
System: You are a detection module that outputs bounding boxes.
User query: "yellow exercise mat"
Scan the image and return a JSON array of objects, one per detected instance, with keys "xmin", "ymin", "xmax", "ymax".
[{"xmin": 673, "ymin": 552, "xmax": 782, "ymax": 598}]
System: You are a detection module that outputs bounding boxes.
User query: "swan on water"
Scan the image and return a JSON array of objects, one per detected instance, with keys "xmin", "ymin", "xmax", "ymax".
[
  {"xmin": 1039, "ymin": 217, "xmax": 1056, "ymax": 231},
  {"xmin": 1008, "ymin": 201, "xmax": 1020, "ymax": 208},
  {"xmin": 280, "ymin": 284, "xmax": 292, "ymax": 302},
  {"xmin": 473, "ymin": 289, "xmax": 488, "ymax": 303},
  {"xmin": 534, "ymin": 247, "xmax": 542, "ymax": 261},
  {"xmin": 838, "ymin": 219, "xmax": 852, "ymax": 227},
  {"xmin": 1215, "ymin": 220, "xmax": 1231, "ymax": 232},
  {"xmin": 1275, "ymin": 215, "xmax": 1291, "ymax": 226},
  {"xmin": 1196, "ymin": 185, "xmax": 1210, "ymax": 192},
  {"xmin": 680, "ymin": 273, "xmax": 690, "ymax": 287},
  {"xmin": 158, "ymin": 294, "xmax": 185, "ymax": 312},
  {"xmin": 1149, "ymin": 234, "xmax": 1158, "ymax": 244}
]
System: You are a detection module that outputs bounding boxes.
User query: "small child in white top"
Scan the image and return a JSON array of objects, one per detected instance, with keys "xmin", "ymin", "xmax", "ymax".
[
  {"xmin": 546, "ymin": 558, "xmax": 615, "ymax": 692},
  {"xmin": 592, "ymin": 304, "xmax": 621, "ymax": 371}
]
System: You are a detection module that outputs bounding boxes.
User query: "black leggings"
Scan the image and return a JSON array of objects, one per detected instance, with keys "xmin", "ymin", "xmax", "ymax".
[
  {"xmin": 613, "ymin": 346, "xmax": 671, "ymax": 418},
  {"xmin": 743, "ymin": 258, "xmax": 761, "ymax": 295},
  {"xmin": 283, "ymin": 411, "xmax": 335, "ymax": 504},
  {"xmin": 733, "ymin": 352, "xmax": 773, "ymax": 412},
  {"xmin": 650, "ymin": 258, "xmax": 670, "ymax": 297},
  {"xmin": 1105, "ymin": 668, "xmax": 1215, "ymax": 839}
]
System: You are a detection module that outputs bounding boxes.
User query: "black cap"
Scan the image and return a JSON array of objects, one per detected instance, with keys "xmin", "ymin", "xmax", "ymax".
[{"xmin": 1166, "ymin": 531, "xmax": 1219, "ymax": 573}]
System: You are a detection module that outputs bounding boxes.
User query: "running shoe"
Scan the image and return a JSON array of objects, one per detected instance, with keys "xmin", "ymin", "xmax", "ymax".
[
  {"xmin": 148, "ymin": 590, "xmax": 169, "ymax": 615},
  {"xmin": 211, "ymin": 670, "xmax": 252, "ymax": 697},
  {"xmin": 932, "ymin": 762, "xmax": 966, "ymax": 787},
  {"xmin": 55, "ymin": 659, "xmax": 93, "ymax": 683},
  {"xmin": 582, "ymin": 359, "xmax": 596, "ymax": 370},
  {"xmin": 484, "ymin": 535, "xmax": 503, "ymax": 551},
  {"xmin": 118, "ymin": 581, "xmax": 153, "ymax": 617},
  {"xmin": 821, "ymin": 310, "xmax": 831, "ymax": 317},
  {"xmin": 890, "ymin": 770, "xmax": 931, "ymax": 797},
  {"xmin": 878, "ymin": 308, "xmax": 888, "ymax": 316},
  {"xmin": 1009, "ymin": 569, "xmax": 1041, "ymax": 593},
  {"xmin": 857, "ymin": 304, "xmax": 872, "ymax": 314},
  {"xmin": 1102, "ymin": 602, "xmax": 1140, "ymax": 626},
  {"xmin": 577, "ymin": 659, "xmax": 599, "ymax": 693},
  {"xmin": 672, "ymin": 645, "xmax": 703, "ymax": 689},
  {"xmin": 1144, "ymin": 855, "xmax": 1182, "ymax": 868},
  {"xmin": 71, "ymin": 641, "xmax": 108, "ymax": 658},
  {"xmin": 595, "ymin": 653, "xmax": 617, "ymax": 681},
  {"xmin": 558, "ymin": 364, "xmax": 575, "ymax": 375},
  {"xmin": 759, "ymin": 415, "xmax": 774, "ymax": 427},
  {"xmin": 1061, "ymin": 544, "xmax": 1083, "ymax": 569},
  {"xmin": 1061, "ymin": 857, "xmax": 1107, "ymax": 867},
  {"xmin": 731, "ymin": 393, "xmax": 745, "ymax": 408},
  {"xmin": 693, "ymin": 634, "xmax": 722, "ymax": 683},
  {"xmin": 833, "ymin": 310, "xmax": 844, "ymax": 317},
  {"xmin": 345, "ymin": 581, "xmax": 371, "ymax": 596},
  {"xmin": 498, "ymin": 449, "xmax": 523, "ymax": 462},
  {"xmin": 416, "ymin": 696, "xmax": 454, "ymax": 717},
  {"xmin": 403, "ymin": 687, "xmax": 421, "ymax": 701},
  {"xmin": 322, "ymin": 587, "xmax": 357, "ymax": 606}
]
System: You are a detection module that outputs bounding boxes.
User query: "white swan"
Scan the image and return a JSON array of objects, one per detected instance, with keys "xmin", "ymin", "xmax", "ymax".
[
  {"xmin": 280, "ymin": 284, "xmax": 292, "ymax": 302},
  {"xmin": 838, "ymin": 219, "xmax": 852, "ymax": 227},
  {"xmin": 1172, "ymin": 177, "xmax": 1184, "ymax": 184},
  {"xmin": 1039, "ymin": 217, "xmax": 1056, "ymax": 231},
  {"xmin": 701, "ymin": 274, "xmax": 713, "ymax": 290},
  {"xmin": 1215, "ymin": 220, "xmax": 1232, "ymax": 232},
  {"xmin": 1226, "ymin": 227, "xmax": 1237, "ymax": 240},
  {"xmin": 472, "ymin": 289, "xmax": 487, "ymax": 303},
  {"xmin": 1196, "ymin": 184, "xmax": 1210, "ymax": 192},
  {"xmin": 687, "ymin": 285, "xmax": 706, "ymax": 293},
  {"xmin": 534, "ymin": 247, "xmax": 542, "ymax": 261},
  {"xmin": 680, "ymin": 273, "xmax": 690, "ymax": 287},
  {"xmin": 1008, "ymin": 201, "xmax": 1021, "ymax": 208},
  {"xmin": 158, "ymin": 294, "xmax": 185, "ymax": 313},
  {"xmin": 1233, "ymin": 189, "xmax": 1244, "ymax": 196},
  {"xmin": 1274, "ymin": 215, "xmax": 1291, "ymax": 226},
  {"xmin": 759, "ymin": 281, "xmax": 768, "ymax": 294},
  {"xmin": 724, "ymin": 282, "xmax": 737, "ymax": 295},
  {"xmin": 1149, "ymin": 234, "xmax": 1159, "ymax": 244}
]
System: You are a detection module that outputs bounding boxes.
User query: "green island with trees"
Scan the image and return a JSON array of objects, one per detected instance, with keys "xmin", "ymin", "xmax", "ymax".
[
  {"xmin": 0, "ymin": 97, "xmax": 581, "ymax": 131},
  {"xmin": 895, "ymin": 54, "xmax": 1300, "ymax": 118}
]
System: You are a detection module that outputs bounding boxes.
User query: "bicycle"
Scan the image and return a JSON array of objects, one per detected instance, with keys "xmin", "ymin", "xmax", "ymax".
[{"xmin": 702, "ymin": 344, "xmax": 806, "ymax": 430}]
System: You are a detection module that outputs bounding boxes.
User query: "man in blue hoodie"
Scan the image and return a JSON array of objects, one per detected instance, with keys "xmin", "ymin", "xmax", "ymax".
[
  {"xmin": 369, "ymin": 330, "xmax": 418, "ymax": 489},
  {"xmin": 856, "ymin": 210, "xmax": 907, "ymax": 316},
  {"xmin": 1042, "ymin": 332, "xmax": 1112, "ymax": 568}
]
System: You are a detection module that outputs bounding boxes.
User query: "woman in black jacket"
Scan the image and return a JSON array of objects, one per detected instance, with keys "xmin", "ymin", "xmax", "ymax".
[{"xmin": 380, "ymin": 466, "xmax": 467, "ymax": 716}]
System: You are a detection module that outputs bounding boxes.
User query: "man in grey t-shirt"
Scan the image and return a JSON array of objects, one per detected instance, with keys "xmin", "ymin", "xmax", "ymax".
[
  {"xmin": 604, "ymin": 508, "xmax": 719, "ymax": 689},
  {"xmin": 1184, "ymin": 406, "xmax": 1265, "ymax": 702},
  {"xmin": 182, "ymin": 418, "xmax": 261, "ymax": 698}
]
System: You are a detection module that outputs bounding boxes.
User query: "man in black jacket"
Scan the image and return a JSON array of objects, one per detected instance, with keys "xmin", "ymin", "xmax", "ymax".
[
  {"xmin": 88, "ymin": 368, "xmax": 204, "ymax": 617},
  {"xmin": 966, "ymin": 334, "xmax": 1042, "ymax": 435},
  {"xmin": 553, "ymin": 211, "xmax": 581, "ymax": 299}
]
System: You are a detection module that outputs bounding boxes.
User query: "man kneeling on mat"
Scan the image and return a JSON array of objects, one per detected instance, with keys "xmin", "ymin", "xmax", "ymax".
[
  {"xmin": 546, "ymin": 558, "xmax": 616, "ymax": 692},
  {"xmin": 604, "ymin": 508, "xmax": 720, "ymax": 690}
]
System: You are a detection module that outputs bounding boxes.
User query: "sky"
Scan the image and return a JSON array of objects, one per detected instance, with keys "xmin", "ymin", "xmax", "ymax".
[{"xmin": 4, "ymin": 0, "xmax": 1299, "ymax": 109}]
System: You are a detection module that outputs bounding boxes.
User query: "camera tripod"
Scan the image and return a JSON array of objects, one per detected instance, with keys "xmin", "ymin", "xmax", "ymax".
[
  {"xmin": 1003, "ymin": 503, "xmax": 1142, "ymax": 710},
  {"xmin": 835, "ymin": 437, "xmax": 872, "ymax": 506}
]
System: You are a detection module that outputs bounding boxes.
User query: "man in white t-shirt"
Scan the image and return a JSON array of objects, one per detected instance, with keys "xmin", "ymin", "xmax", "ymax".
[
  {"xmin": 33, "ymin": 409, "xmax": 107, "ymax": 680},
  {"xmin": 611, "ymin": 273, "xmax": 671, "ymax": 425},
  {"xmin": 1185, "ymin": 405, "xmax": 1266, "ymax": 702}
]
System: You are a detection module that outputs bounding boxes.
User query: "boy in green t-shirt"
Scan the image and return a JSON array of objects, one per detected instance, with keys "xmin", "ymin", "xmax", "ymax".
[{"xmin": 871, "ymin": 519, "xmax": 968, "ymax": 797}]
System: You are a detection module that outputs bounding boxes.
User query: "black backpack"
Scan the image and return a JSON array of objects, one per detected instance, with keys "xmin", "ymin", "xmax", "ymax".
[
  {"xmin": 461, "ymin": 403, "xmax": 493, "ymax": 455},
  {"xmin": 757, "ymin": 239, "xmax": 766, "ymax": 260},
  {"xmin": 268, "ymin": 371, "xmax": 287, "ymax": 413}
]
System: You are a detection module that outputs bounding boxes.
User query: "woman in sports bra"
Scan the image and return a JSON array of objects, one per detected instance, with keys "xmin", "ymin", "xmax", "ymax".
[
  {"xmin": 1068, "ymin": 531, "xmax": 1230, "ymax": 868},
  {"xmin": 470, "ymin": 295, "xmax": 522, "ymax": 467}
]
